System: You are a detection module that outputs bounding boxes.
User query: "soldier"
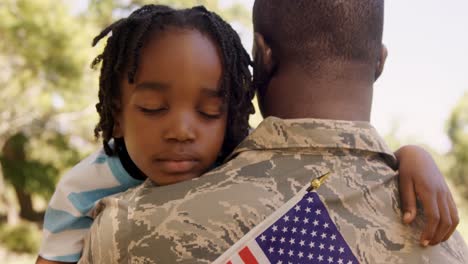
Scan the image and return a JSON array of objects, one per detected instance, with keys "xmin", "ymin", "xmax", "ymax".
[{"xmin": 79, "ymin": 0, "xmax": 467, "ymax": 263}]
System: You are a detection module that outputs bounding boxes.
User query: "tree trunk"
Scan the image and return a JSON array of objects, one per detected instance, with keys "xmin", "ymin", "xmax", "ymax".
[
  {"xmin": 14, "ymin": 186, "xmax": 39, "ymax": 221},
  {"xmin": 1, "ymin": 133, "xmax": 42, "ymax": 222}
]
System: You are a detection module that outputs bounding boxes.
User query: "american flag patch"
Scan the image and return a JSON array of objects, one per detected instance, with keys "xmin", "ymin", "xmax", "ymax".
[{"xmin": 214, "ymin": 190, "xmax": 359, "ymax": 264}]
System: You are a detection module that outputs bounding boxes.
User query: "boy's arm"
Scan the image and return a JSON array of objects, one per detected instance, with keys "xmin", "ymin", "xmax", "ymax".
[
  {"xmin": 36, "ymin": 256, "xmax": 75, "ymax": 264},
  {"xmin": 37, "ymin": 151, "xmax": 144, "ymax": 263},
  {"xmin": 395, "ymin": 145, "xmax": 459, "ymax": 246}
]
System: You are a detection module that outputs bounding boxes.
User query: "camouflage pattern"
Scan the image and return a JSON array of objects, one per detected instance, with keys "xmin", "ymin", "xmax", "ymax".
[{"xmin": 79, "ymin": 117, "xmax": 468, "ymax": 264}]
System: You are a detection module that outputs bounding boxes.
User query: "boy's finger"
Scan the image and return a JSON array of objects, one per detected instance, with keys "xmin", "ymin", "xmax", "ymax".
[
  {"xmin": 398, "ymin": 174, "xmax": 417, "ymax": 224},
  {"xmin": 420, "ymin": 194, "xmax": 440, "ymax": 247},
  {"xmin": 442, "ymin": 194, "xmax": 459, "ymax": 242},
  {"xmin": 429, "ymin": 194, "xmax": 451, "ymax": 245}
]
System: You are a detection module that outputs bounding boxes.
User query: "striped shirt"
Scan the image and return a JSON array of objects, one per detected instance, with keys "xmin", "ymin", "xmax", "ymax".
[{"xmin": 39, "ymin": 147, "xmax": 143, "ymax": 262}]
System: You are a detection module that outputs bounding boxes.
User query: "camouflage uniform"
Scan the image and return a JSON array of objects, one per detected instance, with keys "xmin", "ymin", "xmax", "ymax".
[{"xmin": 79, "ymin": 117, "xmax": 468, "ymax": 264}]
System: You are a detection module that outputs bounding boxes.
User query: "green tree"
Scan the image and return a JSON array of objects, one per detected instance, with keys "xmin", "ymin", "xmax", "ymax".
[
  {"xmin": 447, "ymin": 92, "xmax": 468, "ymax": 200},
  {"xmin": 0, "ymin": 0, "xmax": 97, "ymax": 221}
]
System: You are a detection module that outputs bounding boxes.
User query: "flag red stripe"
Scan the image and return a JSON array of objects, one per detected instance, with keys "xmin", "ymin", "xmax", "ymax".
[
  {"xmin": 239, "ymin": 246, "xmax": 259, "ymax": 264},
  {"xmin": 226, "ymin": 261, "xmax": 233, "ymax": 264}
]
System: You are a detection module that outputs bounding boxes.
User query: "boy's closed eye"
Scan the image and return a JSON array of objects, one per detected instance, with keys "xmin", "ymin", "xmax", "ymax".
[
  {"xmin": 197, "ymin": 98, "xmax": 226, "ymax": 119},
  {"xmin": 131, "ymin": 81, "xmax": 168, "ymax": 114},
  {"xmin": 134, "ymin": 100, "xmax": 225, "ymax": 119},
  {"xmin": 137, "ymin": 105, "xmax": 168, "ymax": 115}
]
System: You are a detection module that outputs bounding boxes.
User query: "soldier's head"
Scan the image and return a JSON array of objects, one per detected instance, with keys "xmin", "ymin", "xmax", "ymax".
[
  {"xmin": 252, "ymin": 0, "xmax": 387, "ymax": 120},
  {"xmin": 92, "ymin": 5, "xmax": 255, "ymax": 185}
]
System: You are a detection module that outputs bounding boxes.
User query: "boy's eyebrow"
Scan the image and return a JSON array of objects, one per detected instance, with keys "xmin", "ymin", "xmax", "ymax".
[
  {"xmin": 201, "ymin": 88, "xmax": 222, "ymax": 97},
  {"xmin": 135, "ymin": 82, "xmax": 169, "ymax": 91}
]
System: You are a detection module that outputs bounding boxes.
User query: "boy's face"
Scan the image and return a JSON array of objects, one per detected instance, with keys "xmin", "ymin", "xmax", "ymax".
[{"xmin": 115, "ymin": 28, "xmax": 227, "ymax": 185}]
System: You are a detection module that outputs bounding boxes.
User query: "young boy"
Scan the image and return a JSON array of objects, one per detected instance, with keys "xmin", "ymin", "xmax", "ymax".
[{"xmin": 38, "ymin": 5, "xmax": 254, "ymax": 263}]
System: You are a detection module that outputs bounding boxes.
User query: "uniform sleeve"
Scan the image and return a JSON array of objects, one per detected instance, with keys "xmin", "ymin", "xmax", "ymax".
[{"xmin": 79, "ymin": 197, "xmax": 125, "ymax": 264}]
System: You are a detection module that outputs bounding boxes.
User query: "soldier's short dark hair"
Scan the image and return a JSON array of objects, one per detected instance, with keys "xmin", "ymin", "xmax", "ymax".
[{"xmin": 253, "ymin": 0, "xmax": 384, "ymax": 71}]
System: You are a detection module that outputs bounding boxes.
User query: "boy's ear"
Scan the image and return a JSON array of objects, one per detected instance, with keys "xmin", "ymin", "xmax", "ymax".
[
  {"xmin": 375, "ymin": 44, "xmax": 388, "ymax": 80},
  {"xmin": 112, "ymin": 101, "xmax": 123, "ymax": 138},
  {"xmin": 253, "ymin": 32, "xmax": 275, "ymax": 75}
]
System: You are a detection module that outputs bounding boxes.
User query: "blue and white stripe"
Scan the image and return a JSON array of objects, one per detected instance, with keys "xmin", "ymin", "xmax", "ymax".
[{"xmin": 39, "ymin": 148, "xmax": 143, "ymax": 262}]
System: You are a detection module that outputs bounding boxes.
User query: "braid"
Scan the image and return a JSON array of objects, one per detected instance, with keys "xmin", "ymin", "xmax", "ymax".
[
  {"xmin": 195, "ymin": 7, "xmax": 255, "ymax": 157},
  {"xmin": 92, "ymin": 4, "xmax": 255, "ymax": 159}
]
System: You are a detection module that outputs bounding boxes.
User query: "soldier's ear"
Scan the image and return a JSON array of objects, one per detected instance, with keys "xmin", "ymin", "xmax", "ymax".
[
  {"xmin": 253, "ymin": 32, "xmax": 276, "ymax": 76},
  {"xmin": 375, "ymin": 44, "xmax": 387, "ymax": 80}
]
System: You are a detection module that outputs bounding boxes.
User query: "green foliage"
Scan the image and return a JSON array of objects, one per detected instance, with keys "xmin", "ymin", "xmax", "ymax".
[
  {"xmin": 0, "ymin": 0, "xmax": 91, "ymax": 110},
  {"xmin": 447, "ymin": 92, "xmax": 468, "ymax": 198},
  {"xmin": 0, "ymin": 133, "xmax": 82, "ymax": 199},
  {"xmin": 0, "ymin": 221, "xmax": 41, "ymax": 254},
  {"xmin": 87, "ymin": 0, "xmax": 119, "ymax": 27},
  {"xmin": 0, "ymin": 0, "xmax": 98, "ymax": 209},
  {"xmin": 0, "ymin": 0, "xmax": 98, "ymax": 128},
  {"xmin": 0, "ymin": 1, "xmax": 83, "ymax": 83}
]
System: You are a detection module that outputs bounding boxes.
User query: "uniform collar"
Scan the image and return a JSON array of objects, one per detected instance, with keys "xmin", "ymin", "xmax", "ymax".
[{"xmin": 229, "ymin": 117, "xmax": 396, "ymax": 166}]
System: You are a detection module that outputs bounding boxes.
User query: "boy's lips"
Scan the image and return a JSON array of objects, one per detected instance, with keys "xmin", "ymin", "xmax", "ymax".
[
  {"xmin": 154, "ymin": 154, "xmax": 200, "ymax": 174},
  {"xmin": 156, "ymin": 160, "xmax": 199, "ymax": 174}
]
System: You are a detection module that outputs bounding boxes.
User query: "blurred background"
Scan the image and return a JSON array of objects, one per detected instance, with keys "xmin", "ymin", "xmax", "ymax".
[{"xmin": 0, "ymin": 0, "xmax": 466, "ymax": 263}]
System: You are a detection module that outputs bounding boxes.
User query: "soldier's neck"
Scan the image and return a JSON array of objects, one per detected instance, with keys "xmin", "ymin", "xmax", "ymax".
[{"xmin": 261, "ymin": 66, "xmax": 374, "ymax": 122}]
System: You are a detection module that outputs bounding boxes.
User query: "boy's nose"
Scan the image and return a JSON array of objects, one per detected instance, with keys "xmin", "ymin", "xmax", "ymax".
[{"xmin": 164, "ymin": 114, "xmax": 196, "ymax": 142}]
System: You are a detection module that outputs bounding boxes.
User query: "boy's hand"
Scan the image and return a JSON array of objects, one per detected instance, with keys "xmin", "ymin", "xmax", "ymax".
[{"xmin": 395, "ymin": 145, "xmax": 459, "ymax": 247}]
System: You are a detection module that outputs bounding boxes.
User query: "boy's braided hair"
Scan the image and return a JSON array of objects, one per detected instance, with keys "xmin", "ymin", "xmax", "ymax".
[{"xmin": 92, "ymin": 5, "xmax": 255, "ymax": 160}]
